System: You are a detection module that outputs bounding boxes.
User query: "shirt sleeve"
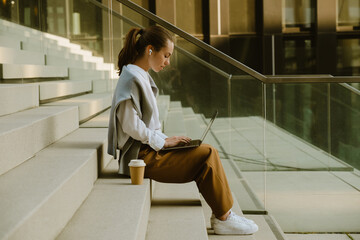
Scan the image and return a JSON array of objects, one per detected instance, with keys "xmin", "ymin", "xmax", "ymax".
[{"xmin": 117, "ymin": 99, "xmax": 165, "ymax": 151}]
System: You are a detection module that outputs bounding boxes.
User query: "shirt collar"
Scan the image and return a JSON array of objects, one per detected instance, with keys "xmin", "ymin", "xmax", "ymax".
[{"xmin": 126, "ymin": 64, "xmax": 148, "ymax": 83}]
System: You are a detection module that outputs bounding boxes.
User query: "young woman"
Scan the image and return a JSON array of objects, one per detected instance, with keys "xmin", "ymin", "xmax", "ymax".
[{"xmin": 108, "ymin": 25, "xmax": 258, "ymax": 235}]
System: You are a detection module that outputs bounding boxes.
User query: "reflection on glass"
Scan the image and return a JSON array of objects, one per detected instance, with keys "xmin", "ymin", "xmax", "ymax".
[
  {"xmin": 337, "ymin": 0, "xmax": 360, "ymax": 31},
  {"xmin": 336, "ymin": 38, "xmax": 360, "ymax": 76},
  {"xmin": 331, "ymin": 83, "xmax": 360, "ymax": 170},
  {"xmin": 229, "ymin": 0, "xmax": 256, "ymax": 34},
  {"xmin": 283, "ymin": 38, "xmax": 316, "ymax": 74},
  {"xmin": 282, "ymin": 0, "xmax": 315, "ymax": 32}
]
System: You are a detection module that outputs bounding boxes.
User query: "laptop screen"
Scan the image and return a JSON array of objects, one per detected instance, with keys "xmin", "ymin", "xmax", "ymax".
[{"xmin": 200, "ymin": 110, "xmax": 218, "ymax": 142}]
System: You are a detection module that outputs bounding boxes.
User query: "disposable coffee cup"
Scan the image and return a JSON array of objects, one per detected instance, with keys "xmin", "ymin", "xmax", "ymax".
[{"xmin": 128, "ymin": 160, "xmax": 146, "ymax": 185}]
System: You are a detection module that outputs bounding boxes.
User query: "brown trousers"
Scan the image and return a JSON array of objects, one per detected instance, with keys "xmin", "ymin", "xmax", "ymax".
[{"xmin": 138, "ymin": 143, "xmax": 233, "ymax": 217}]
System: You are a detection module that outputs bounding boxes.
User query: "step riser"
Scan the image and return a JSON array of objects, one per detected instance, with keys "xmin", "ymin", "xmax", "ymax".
[
  {"xmin": 0, "ymin": 84, "xmax": 39, "ymax": 116},
  {"xmin": 69, "ymin": 68, "xmax": 109, "ymax": 80},
  {"xmin": 78, "ymin": 97, "xmax": 111, "ymax": 121},
  {"xmin": 39, "ymin": 81, "xmax": 92, "ymax": 101},
  {"xmin": 1, "ymin": 64, "xmax": 68, "ymax": 79},
  {"xmin": 56, "ymin": 179, "xmax": 151, "ymax": 240},
  {"xmin": 0, "ymin": 36, "xmax": 21, "ymax": 49},
  {"xmin": 0, "ymin": 47, "xmax": 45, "ymax": 65},
  {"xmin": 7, "ymin": 153, "xmax": 97, "ymax": 240},
  {"xmin": 0, "ymin": 107, "xmax": 79, "ymax": 175}
]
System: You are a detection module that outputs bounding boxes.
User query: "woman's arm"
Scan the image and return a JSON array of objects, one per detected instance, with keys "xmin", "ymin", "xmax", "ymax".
[
  {"xmin": 118, "ymin": 100, "xmax": 191, "ymax": 150},
  {"xmin": 117, "ymin": 100, "xmax": 165, "ymax": 151}
]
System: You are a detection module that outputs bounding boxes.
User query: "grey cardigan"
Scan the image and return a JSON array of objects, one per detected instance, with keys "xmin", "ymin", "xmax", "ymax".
[{"xmin": 107, "ymin": 66, "xmax": 158, "ymax": 176}]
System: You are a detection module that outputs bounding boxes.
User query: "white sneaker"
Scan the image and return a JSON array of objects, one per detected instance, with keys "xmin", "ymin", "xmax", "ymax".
[
  {"xmin": 210, "ymin": 212, "xmax": 255, "ymax": 229},
  {"xmin": 213, "ymin": 211, "xmax": 259, "ymax": 235}
]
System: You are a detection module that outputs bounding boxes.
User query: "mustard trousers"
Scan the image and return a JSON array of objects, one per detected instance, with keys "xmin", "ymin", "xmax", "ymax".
[{"xmin": 138, "ymin": 143, "xmax": 233, "ymax": 217}]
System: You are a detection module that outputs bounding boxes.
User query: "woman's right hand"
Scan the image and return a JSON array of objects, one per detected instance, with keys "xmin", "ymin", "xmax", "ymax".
[{"xmin": 163, "ymin": 136, "xmax": 191, "ymax": 148}]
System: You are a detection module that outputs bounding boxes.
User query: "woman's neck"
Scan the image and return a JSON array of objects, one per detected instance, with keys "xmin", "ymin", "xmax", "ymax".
[{"xmin": 133, "ymin": 57, "xmax": 150, "ymax": 72}]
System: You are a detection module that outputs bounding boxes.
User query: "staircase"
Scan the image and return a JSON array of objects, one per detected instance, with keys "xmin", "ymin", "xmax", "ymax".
[{"xmin": 0, "ymin": 18, "xmax": 290, "ymax": 240}]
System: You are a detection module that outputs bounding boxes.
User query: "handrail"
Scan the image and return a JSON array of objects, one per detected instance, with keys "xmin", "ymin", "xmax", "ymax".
[
  {"xmin": 266, "ymin": 75, "xmax": 360, "ymax": 83},
  {"xmin": 115, "ymin": 0, "xmax": 267, "ymax": 82},
  {"xmin": 339, "ymin": 83, "xmax": 360, "ymax": 96},
  {"xmin": 115, "ymin": 0, "xmax": 360, "ymax": 84},
  {"xmin": 90, "ymin": 0, "xmax": 360, "ymax": 84},
  {"xmin": 88, "ymin": 0, "xmax": 230, "ymax": 78}
]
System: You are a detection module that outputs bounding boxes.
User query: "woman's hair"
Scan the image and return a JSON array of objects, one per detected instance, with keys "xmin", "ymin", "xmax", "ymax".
[{"xmin": 117, "ymin": 25, "xmax": 173, "ymax": 75}]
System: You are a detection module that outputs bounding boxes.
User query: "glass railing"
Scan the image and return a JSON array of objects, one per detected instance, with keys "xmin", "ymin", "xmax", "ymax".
[{"xmin": 1, "ymin": 0, "xmax": 359, "ymax": 216}]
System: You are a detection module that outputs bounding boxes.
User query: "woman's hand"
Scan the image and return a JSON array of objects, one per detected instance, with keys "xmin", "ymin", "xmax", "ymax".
[{"xmin": 163, "ymin": 136, "xmax": 191, "ymax": 148}]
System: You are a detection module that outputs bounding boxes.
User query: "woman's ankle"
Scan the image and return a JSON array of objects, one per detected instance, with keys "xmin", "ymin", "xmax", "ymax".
[{"xmin": 217, "ymin": 210, "xmax": 230, "ymax": 221}]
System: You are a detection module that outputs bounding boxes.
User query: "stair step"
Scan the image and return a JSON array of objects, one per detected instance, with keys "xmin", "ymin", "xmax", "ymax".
[
  {"xmin": 0, "ymin": 106, "xmax": 78, "ymax": 176},
  {"xmin": 56, "ymin": 178, "xmax": 151, "ymax": 240},
  {"xmin": 69, "ymin": 67, "xmax": 109, "ymax": 80},
  {"xmin": 156, "ymin": 95, "xmax": 170, "ymax": 125},
  {"xmin": 146, "ymin": 205, "xmax": 208, "ymax": 240},
  {"xmin": 92, "ymin": 79, "xmax": 117, "ymax": 93},
  {"xmin": 0, "ymin": 35, "xmax": 21, "ymax": 49},
  {"xmin": 80, "ymin": 109, "xmax": 110, "ymax": 128},
  {"xmin": 46, "ymin": 54, "xmax": 95, "ymax": 69},
  {"xmin": 0, "ymin": 84, "xmax": 39, "ymax": 116},
  {"xmin": 152, "ymin": 181, "xmax": 201, "ymax": 205},
  {"xmin": 44, "ymin": 93, "xmax": 112, "ymax": 122},
  {"xmin": 202, "ymin": 193, "xmax": 280, "ymax": 240},
  {"xmin": 0, "ymin": 128, "xmax": 104, "ymax": 240},
  {"xmin": 39, "ymin": 80, "xmax": 92, "ymax": 102},
  {"xmin": 0, "ymin": 46, "xmax": 45, "ymax": 65},
  {"xmin": 183, "ymin": 114, "xmax": 204, "ymax": 140},
  {"xmin": 1, "ymin": 63, "xmax": 68, "ymax": 79},
  {"xmin": 221, "ymin": 159, "xmax": 265, "ymax": 211},
  {"xmin": 164, "ymin": 102, "xmax": 186, "ymax": 136},
  {"xmin": 43, "ymin": 128, "xmax": 113, "ymax": 175},
  {"xmin": 147, "ymin": 180, "xmax": 207, "ymax": 239}
]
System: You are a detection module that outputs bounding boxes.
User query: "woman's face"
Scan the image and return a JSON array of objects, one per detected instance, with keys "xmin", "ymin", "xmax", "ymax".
[{"xmin": 149, "ymin": 39, "xmax": 174, "ymax": 72}]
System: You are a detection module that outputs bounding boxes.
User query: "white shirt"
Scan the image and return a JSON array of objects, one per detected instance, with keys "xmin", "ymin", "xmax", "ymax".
[{"xmin": 116, "ymin": 64, "xmax": 167, "ymax": 151}]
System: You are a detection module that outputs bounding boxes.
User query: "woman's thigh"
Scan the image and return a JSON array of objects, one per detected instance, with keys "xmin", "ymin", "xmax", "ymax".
[{"xmin": 138, "ymin": 144, "xmax": 216, "ymax": 183}]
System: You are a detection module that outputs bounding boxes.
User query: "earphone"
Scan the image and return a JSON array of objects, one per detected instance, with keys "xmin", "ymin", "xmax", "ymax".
[{"xmin": 149, "ymin": 49, "xmax": 152, "ymax": 55}]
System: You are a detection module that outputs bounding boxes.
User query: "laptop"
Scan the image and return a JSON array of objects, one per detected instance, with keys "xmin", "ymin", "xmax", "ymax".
[{"xmin": 162, "ymin": 110, "xmax": 218, "ymax": 151}]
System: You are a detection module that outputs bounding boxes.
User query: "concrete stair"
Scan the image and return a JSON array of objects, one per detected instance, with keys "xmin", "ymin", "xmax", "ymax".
[
  {"xmin": 39, "ymin": 80, "xmax": 92, "ymax": 102},
  {"xmin": 0, "ymin": 127, "xmax": 111, "ymax": 240},
  {"xmin": 0, "ymin": 46, "xmax": 45, "ymax": 65},
  {"xmin": 56, "ymin": 177, "xmax": 151, "ymax": 240},
  {"xmin": 0, "ymin": 84, "xmax": 39, "ymax": 116},
  {"xmin": 146, "ymin": 182, "xmax": 208, "ymax": 240},
  {"xmin": 0, "ymin": 106, "xmax": 79, "ymax": 176},
  {"xmin": 44, "ymin": 93, "xmax": 112, "ymax": 123},
  {"xmin": 1, "ymin": 63, "xmax": 68, "ymax": 79},
  {"xmin": 0, "ymin": 18, "xmax": 291, "ymax": 240}
]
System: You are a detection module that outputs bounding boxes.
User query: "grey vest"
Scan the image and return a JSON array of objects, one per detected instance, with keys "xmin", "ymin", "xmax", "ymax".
[{"xmin": 107, "ymin": 66, "xmax": 157, "ymax": 176}]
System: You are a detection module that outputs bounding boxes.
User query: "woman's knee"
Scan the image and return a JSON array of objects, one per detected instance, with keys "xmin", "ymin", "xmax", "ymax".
[{"xmin": 196, "ymin": 144, "xmax": 218, "ymax": 160}]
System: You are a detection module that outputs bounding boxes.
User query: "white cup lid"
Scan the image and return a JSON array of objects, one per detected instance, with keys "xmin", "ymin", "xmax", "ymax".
[{"xmin": 128, "ymin": 159, "xmax": 146, "ymax": 167}]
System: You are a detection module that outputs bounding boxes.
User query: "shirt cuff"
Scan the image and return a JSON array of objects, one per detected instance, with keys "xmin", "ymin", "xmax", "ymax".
[
  {"xmin": 149, "ymin": 131, "xmax": 166, "ymax": 151},
  {"xmin": 156, "ymin": 130, "xmax": 168, "ymax": 140}
]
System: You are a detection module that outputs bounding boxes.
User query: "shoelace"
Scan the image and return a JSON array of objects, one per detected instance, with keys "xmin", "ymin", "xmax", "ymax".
[{"xmin": 228, "ymin": 212, "xmax": 254, "ymax": 224}]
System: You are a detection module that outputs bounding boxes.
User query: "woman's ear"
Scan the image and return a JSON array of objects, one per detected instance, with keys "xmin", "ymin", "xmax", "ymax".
[{"xmin": 146, "ymin": 45, "xmax": 153, "ymax": 56}]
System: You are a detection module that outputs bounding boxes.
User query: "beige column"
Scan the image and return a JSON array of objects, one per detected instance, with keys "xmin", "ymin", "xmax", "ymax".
[
  {"xmin": 209, "ymin": 0, "xmax": 230, "ymax": 54},
  {"xmin": 155, "ymin": 0, "xmax": 176, "ymax": 24}
]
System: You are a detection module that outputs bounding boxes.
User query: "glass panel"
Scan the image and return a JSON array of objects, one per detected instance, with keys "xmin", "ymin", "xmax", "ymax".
[
  {"xmin": 336, "ymin": 37, "xmax": 360, "ymax": 76},
  {"xmin": 283, "ymin": 0, "xmax": 315, "ymax": 32},
  {"xmin": 229, "ymin": 0, "xmax": 256, "ymax": 34},
  {"xmin": 176, "ymin": 0, "xmax": 203, "ymax": 36},
  {"xmin": 282, "ymin": 36, "xmax": 316, "ymax": 74},
  {"xmin": 337, "ymin": 0, "xmax": 360, "ymax": 31},
  {"xmin": 330, "ymin": 83, "xmax": 360, "ymax": 170}
]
